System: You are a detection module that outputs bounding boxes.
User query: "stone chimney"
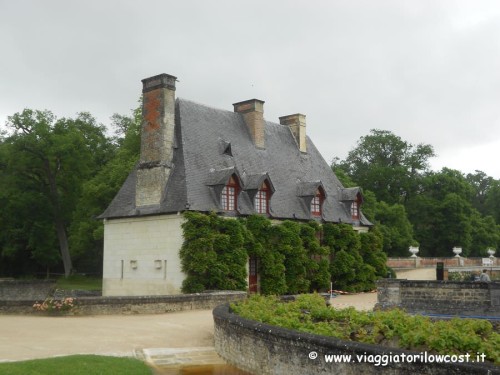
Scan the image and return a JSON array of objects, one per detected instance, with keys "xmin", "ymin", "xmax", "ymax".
[
  {"xmin": 233, "ymin": 99, "xmax": 265, "ymax": 149},
  {"xmin": 279, "ymin": 113, "xmax": 307, "ymax": 153},
  {"xmin": 135, "ymin": 73, "xmax": 177, "ymax": 207}
]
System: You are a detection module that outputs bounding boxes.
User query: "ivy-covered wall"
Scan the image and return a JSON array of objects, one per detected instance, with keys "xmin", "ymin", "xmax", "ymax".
[{"xmin": 180, "ymin": 212, "xmax": 387, "ymax": 294}]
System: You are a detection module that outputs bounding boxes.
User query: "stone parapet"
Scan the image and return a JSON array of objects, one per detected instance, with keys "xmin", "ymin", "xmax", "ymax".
[
  {"xmin": 213, "ymin": 304, "xmax": 499, "ymax": 375},
  {"xmin": 0, "ymin": 291, "xmax": 247, "ymax": 315},
  {"xmin": 0, "ymin": 279, "xmax": 55, "ymax": 301},
  {"xmin": 376, "ymin": 279, "xmax": 500, "ymax": 318}
]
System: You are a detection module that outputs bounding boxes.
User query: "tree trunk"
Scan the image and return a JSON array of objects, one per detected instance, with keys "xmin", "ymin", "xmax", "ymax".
[
  {"xmin": 44, "ymin": 159, "xmax": 73, "ymax": 277},
  {"xmin": 55, "ymin": 218, "xmax": 73, "ymax": 277}
]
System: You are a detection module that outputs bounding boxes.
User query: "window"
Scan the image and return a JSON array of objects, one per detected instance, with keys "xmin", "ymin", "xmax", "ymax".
[
  {"xmin": 351, "ymin": 201, "xmax": 359, "ymax": 219},
  {"xmin": 254, "ymin": 181, "xmax": 270, "ymax": 214},
  {"xmin": 221, "ymin": 175, "xmax": 239, "ymax": 211},
  {"xmin": 311, "ymin": 188, "xmax": 324, "ymax": 217}
]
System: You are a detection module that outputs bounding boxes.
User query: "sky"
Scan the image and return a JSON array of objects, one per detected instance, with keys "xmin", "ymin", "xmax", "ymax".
[{"xmin": 1, "ymin": 1, "xmax": 500, "ymax": 178}]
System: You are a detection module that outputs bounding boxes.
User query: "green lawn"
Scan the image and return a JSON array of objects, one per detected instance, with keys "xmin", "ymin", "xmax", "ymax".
[
  {"xmin": 0, "ymin": 355, "xmax": 153, "ymax": 375},
  {"xmin": 56, "ymin": 275, "xmax": 102, "ymax": 291}
]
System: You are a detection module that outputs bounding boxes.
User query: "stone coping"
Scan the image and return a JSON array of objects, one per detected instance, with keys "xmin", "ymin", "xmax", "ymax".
[
  {"xmin": 0, "ymin": 291, "xmax": 247, "ymax": 315},
  {"xmin": 213, "ymin": 303, "xmax": 500, "ymax": 375}
]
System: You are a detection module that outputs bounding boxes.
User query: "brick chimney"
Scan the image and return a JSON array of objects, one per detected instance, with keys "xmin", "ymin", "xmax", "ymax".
[
  {"xmin": 279, "ymin": 113, "xmax": 307, "ymax": 153},
  {"xmin": 233, "ymin": 99, "xmax": 265, "ymax": 149},
  {"xmin": 135, "ymin": 73, "xmax": 177, "ymax": 207}
]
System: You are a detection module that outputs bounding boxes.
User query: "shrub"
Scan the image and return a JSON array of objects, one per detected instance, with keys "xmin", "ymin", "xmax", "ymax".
[{"xmin": 231, "ymin": 294, "xmax": 500, "ymax": 364}]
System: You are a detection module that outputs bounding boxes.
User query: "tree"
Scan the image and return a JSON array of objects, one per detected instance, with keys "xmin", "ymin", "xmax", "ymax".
[
  {"xmin": 466, "ymin": 170, "xmax": 494, "ymax": 215},
  {"xmin": 1, "ymin": 109, "xmax": 113, "ymax": 276},
  {"xmin": 484, "ymin": 180, "xmax": 500, "ymax": 224},
  {"xmin": 405, "ymin": 169, "xmax": 477, "ymax": 257},
  {"xmin": 337, "ymin": 129, "xmax": 435, "ymax": 204},
  {"xmin": 371, "ymin": 201, "xmax": 415, "ymax": 257},
  {"xmin": 68, "ymin": 108, "xmax": 141, "ymax": 273}
]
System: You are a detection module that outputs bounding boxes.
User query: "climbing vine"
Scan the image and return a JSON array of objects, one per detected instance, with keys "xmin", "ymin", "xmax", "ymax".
[
  {"xmin": 180, "ymin": 213, "xmax": 387, "ymax": 294},
  {"xmin": 180, "ymin": 212, "xmax": 248, "ymax": 293}
]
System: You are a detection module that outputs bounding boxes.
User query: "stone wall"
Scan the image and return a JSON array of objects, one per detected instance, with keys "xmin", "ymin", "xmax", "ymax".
[
  {"xmin": 0, "ymin": 279, "xmax": 55, "ymax": 301},
  {"xmin": 102, "ymin": 214, "xmax": 185, "ymax": 296},
  {"xmin": 387, "ymin": 257, "xmax": 499, "ymax": 269},
  {"xmin": 213, "ymin": 304, "xmax": 499, "ymax": 375},
  {"xmin": 0, "ymin": 291, "xmax": 246, "ymax": 315},
  {"xmin": 376, "ymin": 279, "xmax": 500, "ymax": 318}
]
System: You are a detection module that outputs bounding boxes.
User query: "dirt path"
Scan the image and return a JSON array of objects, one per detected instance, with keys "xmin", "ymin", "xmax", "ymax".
[
  {"xmin": 396, "ymin": 268, "xmax": 436, "ymax": 280},
  {"xmin": 1, "ymin": 293, "xmax": 381, "ymax": 363},
  {"xmin": 0, "ymin": 310, "xmax": 215, "ymax": 362},
  {"xmin": 1, "ymin": 269, "xmax": 435, "ymax": 363}
]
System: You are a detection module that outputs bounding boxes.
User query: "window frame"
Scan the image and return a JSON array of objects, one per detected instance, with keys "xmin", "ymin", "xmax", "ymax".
[
  {"xmin": 221, "ymin": 175, "xmax": 240, "ymax": 211},
  {"xmin": 254, "ymin": 180, "xmax": 270, "ymax": 214},
  {"xmin": 311, "ymin": 188, "xmax": 324, "ymax": 217}
]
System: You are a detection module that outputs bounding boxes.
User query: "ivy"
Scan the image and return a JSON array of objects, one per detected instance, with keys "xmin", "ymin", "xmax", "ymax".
[
  {"xmin": 180, "ymin": 212, "xmax": 387, "ymax": 294},
  {"xmin": 180, "ymin": 212, "xmax": 247, "ymax": 293}
]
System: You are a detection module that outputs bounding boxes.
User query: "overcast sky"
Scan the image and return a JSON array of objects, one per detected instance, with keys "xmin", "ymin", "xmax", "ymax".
[{"xmin": 2, "ymin": 1, "xmax": 500, "ymax": 178}]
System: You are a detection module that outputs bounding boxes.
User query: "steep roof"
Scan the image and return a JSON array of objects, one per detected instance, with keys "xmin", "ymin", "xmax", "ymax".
[{"xmin": 100, "ymin": 98, "xmax": 372, "ymax": 226}]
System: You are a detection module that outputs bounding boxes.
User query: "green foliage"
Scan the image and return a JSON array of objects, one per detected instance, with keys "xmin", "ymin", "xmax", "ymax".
[
  {"xmin": 232, "ymin": 294, "xmax": 500, "ymax": 364},
  {"xmin": 0, "ymin": 109, "xmax": 115, "ymax": 276},
  {"xmin": 180, "ymin": 212, "xmax": 248, "ymax": 293},
  {"xmin": 244, "ymin": 215, "xmax": 287, "ymax": 295},
  {"xmin": 0, "ymin": 355, "xmax": 152, "ymax": 375},
  {"xmin": 181, "ymin": 213, "xmax": 385, "ymax": 294},
  {"xmin": 370, "ymin": 201, "xmax": 415, "ymax": 257},
  {"xmin": 359, "ymin": 229, "xmax": 387, "ymax": 278},
  {"xmin": 301, "ymin": 222, "xmax": 331, "ymax": 291},
  {"xmin": 338, "ymin": 129, "xmax": 435, "ymax": 205},
  {"xmin": 68, "ymin": 107, "xmax": 141, "ymax": 274},
  {"xmin": 275, "ymin": 221, "xmax": 310, "ymax": 294},
  {"xmin": 334, "ymin": 129, "xmax": 500, "ymax": 258}
]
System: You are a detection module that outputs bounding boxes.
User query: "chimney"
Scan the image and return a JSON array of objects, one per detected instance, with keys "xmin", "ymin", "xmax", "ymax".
[
  {"xmin": 279, "ymin": 113, "xmax": 307, "ymax": 153},
  {"xmin": 135, "ymin": 73, "xmax": 177, "ymax": 207},
  {"xmin": 233, "ymin": 99, "xmax": 265, "ymax": 149}
]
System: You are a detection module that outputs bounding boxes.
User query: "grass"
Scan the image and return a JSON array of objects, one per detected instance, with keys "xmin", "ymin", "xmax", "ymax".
[
  {"xmin": 56, "ymin": 275, "xmax": 102, "ymax": 291},
  {"xmin": 0, "ymin": 355, "xmax": 153, "ymax": 375}
]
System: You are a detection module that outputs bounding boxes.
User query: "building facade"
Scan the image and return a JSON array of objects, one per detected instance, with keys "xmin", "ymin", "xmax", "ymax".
[{"xmin": 100, "ymin": 73, "xmax": 371, "ymax": 296}]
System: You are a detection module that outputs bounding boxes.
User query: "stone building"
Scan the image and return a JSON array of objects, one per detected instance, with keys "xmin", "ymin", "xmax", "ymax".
[{"xmin": 99, "ymin": 73, "xmax": 371, "ymax": 296}]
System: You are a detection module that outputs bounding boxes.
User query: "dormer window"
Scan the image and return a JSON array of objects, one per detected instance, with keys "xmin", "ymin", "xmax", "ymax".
[
  {"xmin": 221, "ymin": 175, "xmax": 240, "ymax": 211},
  {"xmin": 311, "ymin": 188, "xmax": 325, "ymax": 217},
  {"xmin": 254, "ymin": 181, "xmax": 270, "ymax": 214},
  {"xmin": 351, "ymin": 193, "xmax": 362, "ymax": 219},
  {"xmin": 351, "ymin": 201, "xmax": 359, "ymax": 219}
]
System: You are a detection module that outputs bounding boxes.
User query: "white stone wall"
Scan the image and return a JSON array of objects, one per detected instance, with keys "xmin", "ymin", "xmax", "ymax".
[{"xmin": 102, "ymin": 214, "xmax": 185, "ymax": 296}]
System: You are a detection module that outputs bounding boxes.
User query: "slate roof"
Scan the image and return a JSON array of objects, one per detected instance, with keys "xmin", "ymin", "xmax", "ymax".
[{"xmin": 100, "ymin": 98, "xmax": 372, "ymax": 226}]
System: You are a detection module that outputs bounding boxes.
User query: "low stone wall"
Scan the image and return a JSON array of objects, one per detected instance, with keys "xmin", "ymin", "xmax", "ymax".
[
  {"xmin": 387, "ymin": 257, "xmax": 499, "ymax": 269},
  {"xmin": 376, "ymin": 279, "xmax": 500, "ymax": 318},
  {"xmin": 0, "ymin": 291, "xmax": 247, "ymax": 315},
  {"xmin": 213, "ymin": 304, "xmax": 499, "ymax": 375},
  {"xmin": 0, "ymin": 279, "xmax": 56, "ymax": 301}
]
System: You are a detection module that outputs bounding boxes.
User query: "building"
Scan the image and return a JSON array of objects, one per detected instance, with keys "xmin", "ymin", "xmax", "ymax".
[{"xmin": 99, "ymin": 73, "xmax": 371, "ymax": 296}]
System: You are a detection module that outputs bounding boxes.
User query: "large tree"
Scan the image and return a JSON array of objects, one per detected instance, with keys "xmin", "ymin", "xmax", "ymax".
[
  {"xmin": 338, "ymin": 129, "xmax": 435, "ymax": 204},
  {"xmin": 68, "ymin": 109, "xmax": 141, "ymax": 273},
  {"xmin": 0, "ymin": 109, "xmax": 113, "ymax": 276},
  {"xmin": 405, "ymin": 168, "xmax": 500, "ymax": 257}
]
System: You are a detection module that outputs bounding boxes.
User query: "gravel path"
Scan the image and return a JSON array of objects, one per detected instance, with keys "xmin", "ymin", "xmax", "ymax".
[{"xmin": 0, "ymin": 268, "xmax": 434, "ymax": 363}]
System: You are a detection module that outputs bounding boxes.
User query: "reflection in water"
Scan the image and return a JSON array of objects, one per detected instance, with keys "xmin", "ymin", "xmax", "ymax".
[{"xmin": 155, "ymin": 364, "xmax": 253, "ymax": 375}]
